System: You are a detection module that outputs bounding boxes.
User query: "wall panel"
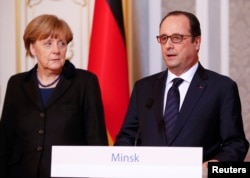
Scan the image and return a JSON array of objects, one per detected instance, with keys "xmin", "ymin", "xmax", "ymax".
[
  {"xmin": 229, "ymin": 0, "xmax": 250, "ymax": 161},
  {"xmin": 17, "ymin": 0, "xmax": 94, "ymax": 72}
]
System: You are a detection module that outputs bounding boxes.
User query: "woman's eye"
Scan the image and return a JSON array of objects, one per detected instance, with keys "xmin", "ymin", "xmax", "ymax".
[
  {"xmin": 58, "ymin": 41, "xmax": 66, "ymax": 47},
  {"xmin": 44, "ymin": 42, "xmax": 52, "ymax": 47}
]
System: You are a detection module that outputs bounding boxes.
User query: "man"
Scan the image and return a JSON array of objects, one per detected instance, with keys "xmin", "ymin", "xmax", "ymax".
[{"xmin": 114, "ymin": 11, "xmax": 249, "ymax": 167}]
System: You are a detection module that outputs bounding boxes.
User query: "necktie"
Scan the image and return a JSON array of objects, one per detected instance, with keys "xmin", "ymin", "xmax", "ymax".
[{"xmin": 164, "ymin": 78, "xmax": 184, "ymax": 143}]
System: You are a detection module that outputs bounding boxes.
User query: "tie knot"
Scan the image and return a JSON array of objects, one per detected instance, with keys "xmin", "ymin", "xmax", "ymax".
[{"xmin": 172, "ymin": 78, "xmax": 183, "ymax": 88}]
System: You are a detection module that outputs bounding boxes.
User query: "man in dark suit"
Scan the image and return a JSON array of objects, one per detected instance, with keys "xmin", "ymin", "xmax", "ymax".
[{"xmin": 114, "ymin": 10, "xmax": 249, "ymax": 167}]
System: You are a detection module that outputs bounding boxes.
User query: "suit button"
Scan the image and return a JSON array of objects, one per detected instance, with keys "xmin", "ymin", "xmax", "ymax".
[
  {"xmin": 38, "ymin": 129, "xmax": 44, "ymax": 135},
  {"xmin": 37, "ymin": 146, "xmax": 43, "ymax": 151},
  {"xmin": 40, "ymin": 113, "xmax": 45, "ymax": 118}
]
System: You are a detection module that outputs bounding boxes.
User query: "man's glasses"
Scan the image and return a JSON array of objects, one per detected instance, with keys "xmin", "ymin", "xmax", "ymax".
[{"xmin": 156, "ymin": 34, "xmax": 192, "ymax": 44}]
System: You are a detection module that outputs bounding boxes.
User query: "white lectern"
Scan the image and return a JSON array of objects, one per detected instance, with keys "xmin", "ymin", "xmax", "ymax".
[{"xmin": 51, "ymin": 146, "xmax": 202, "ymax": 178}]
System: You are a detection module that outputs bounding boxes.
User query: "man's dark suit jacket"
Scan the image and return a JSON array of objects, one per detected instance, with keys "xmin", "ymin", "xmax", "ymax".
[
  {"xmin": 0, "ymin": 60, "xmax": 108, "ymax": 178},
  {"xmin": 115, "ymin": 63, "xmax": 249, "ymax": 162}
]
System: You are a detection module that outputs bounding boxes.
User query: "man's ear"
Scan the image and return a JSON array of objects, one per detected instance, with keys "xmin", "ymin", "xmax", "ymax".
[{"xmin": 195, "ymin": 36, "xmax": 201, "ymax": 51}]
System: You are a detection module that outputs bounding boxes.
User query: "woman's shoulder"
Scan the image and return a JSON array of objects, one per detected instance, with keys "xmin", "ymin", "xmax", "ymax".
[
  {"xmin": 8, "ymin": 71, "xmax": 30, "ymax": 82},
  {"xmin": 63, "ymin": 60, "xmax": 97, "ymax": 79}
]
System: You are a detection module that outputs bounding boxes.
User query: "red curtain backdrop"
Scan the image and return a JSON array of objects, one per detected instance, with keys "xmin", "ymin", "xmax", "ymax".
[{"xmin": 88, "ymin": 0, "xmax": 129, "ymax": 145}]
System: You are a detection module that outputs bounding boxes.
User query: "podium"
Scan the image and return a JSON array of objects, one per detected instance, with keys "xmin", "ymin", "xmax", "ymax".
[{"xmin": 51, "ymin": 146, "xmax": 202, "ymax": 178}]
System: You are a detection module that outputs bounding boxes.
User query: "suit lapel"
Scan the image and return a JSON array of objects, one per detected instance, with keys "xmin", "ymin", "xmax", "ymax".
[
  {"xmin": 168, "ymin": 64, "xmax": 208, "ymax": 144},
  {"xmin": 22, "ymin": 72, "xmax": 44, "ymax": 110},
  {"xmin": 152, "ymin": 71, "xmax": 168, "ymax": 139}
]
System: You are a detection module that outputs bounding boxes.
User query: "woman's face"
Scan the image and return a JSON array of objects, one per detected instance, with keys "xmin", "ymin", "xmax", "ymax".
[{"xmin": 30, "ymin": 35, "xmax": 67, "ymax": 73}]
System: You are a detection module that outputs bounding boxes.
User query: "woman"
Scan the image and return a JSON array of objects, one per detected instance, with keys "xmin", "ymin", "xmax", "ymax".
[{"xmin": 0, "ymin": 14, "xmax": 108, "ymax": 178}]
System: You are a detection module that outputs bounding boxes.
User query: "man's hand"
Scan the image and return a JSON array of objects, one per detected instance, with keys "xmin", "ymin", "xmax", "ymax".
[{"xmin": 203, "ymin": 159, "xmax": 219, "ymax": 168}]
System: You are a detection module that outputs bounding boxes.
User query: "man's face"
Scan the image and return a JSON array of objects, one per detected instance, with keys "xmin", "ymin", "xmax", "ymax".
[{"xmin": 159, "ymin": 15, "xmax": 201, "ymax": 75}]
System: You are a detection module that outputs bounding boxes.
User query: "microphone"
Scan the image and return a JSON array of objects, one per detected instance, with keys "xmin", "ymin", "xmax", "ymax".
[{"xmin": 134, "ymin": 98, "xmax": 154, "ymax": 146}]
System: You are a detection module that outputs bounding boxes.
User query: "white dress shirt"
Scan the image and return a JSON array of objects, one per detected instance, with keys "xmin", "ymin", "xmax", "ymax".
[{"xmin": 163, "ymin": 62, "xmax": 199, "ymax": 113}]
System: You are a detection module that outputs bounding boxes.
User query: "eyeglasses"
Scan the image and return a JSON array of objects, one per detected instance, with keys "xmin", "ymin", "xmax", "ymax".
[{"xmin": 156, "ymin": 34, "xmax": 192, "ymax": 44}]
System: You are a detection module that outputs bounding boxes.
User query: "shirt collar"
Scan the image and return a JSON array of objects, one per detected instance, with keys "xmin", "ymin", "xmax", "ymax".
[{"xmin": 167, "ymin": 62, "xmax": 198, "ymax": 84}]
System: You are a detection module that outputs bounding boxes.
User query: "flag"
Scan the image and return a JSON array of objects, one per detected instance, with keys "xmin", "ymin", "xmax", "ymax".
[{"xmin": 88, "ymin": 0, "xmax": 129, "ymax": 145}]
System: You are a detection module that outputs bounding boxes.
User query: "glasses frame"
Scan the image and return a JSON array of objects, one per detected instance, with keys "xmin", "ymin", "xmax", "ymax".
[{"xmin": 156, "ymin": 34, "xmax": 193, "ymax": 44}]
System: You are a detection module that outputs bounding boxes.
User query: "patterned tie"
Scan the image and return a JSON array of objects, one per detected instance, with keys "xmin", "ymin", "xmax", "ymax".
[{"xmin": 164, "ymin": 78, "xmax": 184, "ymax": 143}]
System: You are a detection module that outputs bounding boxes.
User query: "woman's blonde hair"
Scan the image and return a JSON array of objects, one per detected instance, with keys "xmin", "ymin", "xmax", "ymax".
[{"xmin": 23, "ymin": 14, "xmax": 73, "ymax": 58}]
